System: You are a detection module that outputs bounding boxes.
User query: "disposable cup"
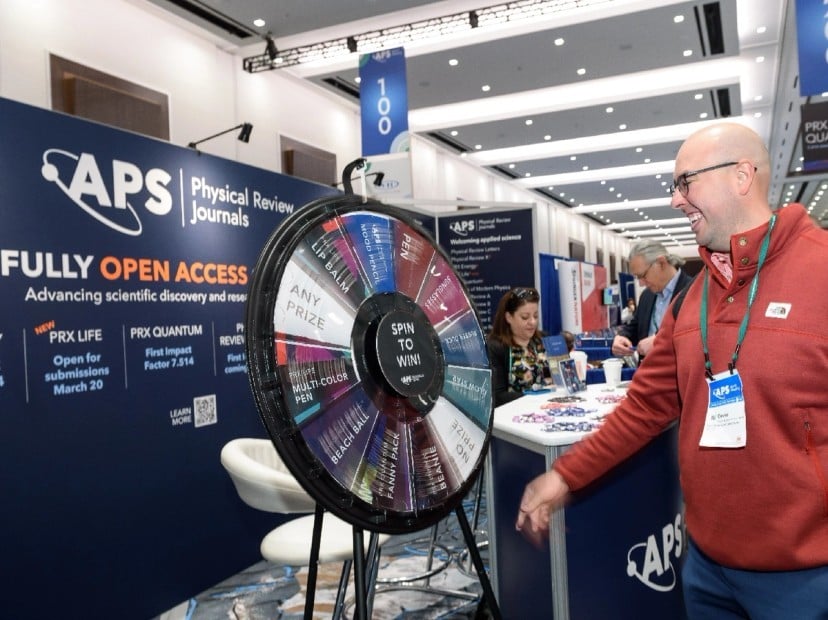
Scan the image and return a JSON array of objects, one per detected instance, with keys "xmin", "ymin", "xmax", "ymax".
[{"xmin": 603, "ymin": 358, "xmax": 623, "ymax": 387}]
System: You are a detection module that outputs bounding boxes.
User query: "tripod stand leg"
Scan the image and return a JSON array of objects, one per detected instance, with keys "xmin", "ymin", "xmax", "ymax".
[
  {"xmin": 455, "ymin": 505, "xmax": 503, "ymax": 620},
  {"xmin": 303, "ymin": 504, "xmax": 324, "ymax": 620},
  {"xmin": 352, "ymin": 526, "xmax": 367, "ymax": 620}
]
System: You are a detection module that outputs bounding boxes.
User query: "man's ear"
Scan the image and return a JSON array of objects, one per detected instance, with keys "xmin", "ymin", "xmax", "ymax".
[{"xmin": 735, "ymin": 160, "xmax": 755, "ymax": 195}]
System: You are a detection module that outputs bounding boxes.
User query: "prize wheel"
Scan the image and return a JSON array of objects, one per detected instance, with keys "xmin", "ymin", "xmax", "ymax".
[{"xmin": 245, "ymin": 194, "xmax": 493, "ymax": 535}]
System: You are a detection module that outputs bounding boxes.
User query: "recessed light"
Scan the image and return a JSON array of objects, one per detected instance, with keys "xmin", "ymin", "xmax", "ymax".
[
  {"xmin": 554, "ymin": 37, "xmax": 565, "ymax": 46},
  {"xmin": 544, "ymin": 135, "xmax": 551, "ymax": 141},
  {"xmin": 754, "ymin": 112, "xmax": 762, "ymax": 118},
  {"xmin": 570, "ymin": 155, "xmax": 577, "ymax": 161},
  {"xmin": 449, "ymin": 58, "xmax": 459, "ymax": 66},
  {"xmin": 754, "ymin": 95, "xmax": 763, "ymax": 102},
  {"xmin": 683, "ymin": 50, "xmax": 693, "ymax": 57},
  {"xmin": 674, "ymin": 15, "xmax": 685, "ymax": 24},
  {"xmin": 694, "ymin": 93, "xmax": 703, "ymax": 100},
  {"xmin": 619, "ymin": 124, "xmax": 627, "ymax": 130},
  {"xmin": 606, "ymin": 106, "xmax": 614, "ymax": 113},
  {"xmin": 756, "ymin": 26, "xmax": 767, "ymax": 34},
  {"xmin": 609, "ymin": 187, "xmax": 615, "ymax": 192},
  {"xmin": 756, "ymin": 56, "xmax": 765, "ymax": 63},
  {"xmin": 700, "ymin": 112, "xmax": 708, "ymax": 119},
  {"xmin": 569, "ymin": 198, "xmax": 575, "ymax": 203},
  {"xmin": 525, "ymin": 119, "xmax": 533, "ymax": 125},
  {"xmin": 577, "ymin": 68, "xmax": 586, "ymax": 76},
  {"xmin": 644, "ymin": 158, "xmax": 651, "ymax": 163},
  {"xmin": 481, "ymin": 84, "xmax": 491, "ymax": 92},
  {"xmin": 525, "ymin": 172, "xmax": 531, "ymax": 177},
  {"xmin": 582, "ymin": 166, "xmax": 589, "ymax": 171},
  {"xmin": 253, "ymin": 18, "xmax": 266, "ymax": 27},
  {"xmin": 508, "ymin": 163, "xmax": 515, "ymax": 169},
  {"xmin": 600, "ymin": 180, "xmax": 606, "ymax": 185},
  {"xmin": 450, "ymin": 130, "xmax": 458, "ymax": 136},
  {"xmin": 474, "ymin": 144, "xmax": 482, "ymax": 150},
  {"xmin": 560, "ymin": 192, "xmax": 566, "ymax": 197},
  {"xmin": 635, "ymin": 147, "xmax": 643, "ymax": 153}
]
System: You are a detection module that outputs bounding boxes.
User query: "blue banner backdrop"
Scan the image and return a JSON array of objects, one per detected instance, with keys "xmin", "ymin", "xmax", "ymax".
[
  {"xmin": 801, "ymin": 101, "xmax": 828, "ymax": 172},
  {"xmin": 437, "ymin": 209, "xmax": 535, "ymax": 333},
  {"xmin": 0, "ymin": 97, "xmax": 339, "ymax": 619},
  {"xmin": 795, "ymin": 0, "xmax": 828, "ymax": 96},
  {"xmin": 359, "ymin": 47, "xmax": 411, "ymax": 156}
]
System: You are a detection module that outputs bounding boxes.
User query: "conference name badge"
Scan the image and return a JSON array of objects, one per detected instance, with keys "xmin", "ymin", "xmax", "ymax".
[{"xmin": 699, "ymin": 369, "xmax": 746, "ymax": 448}]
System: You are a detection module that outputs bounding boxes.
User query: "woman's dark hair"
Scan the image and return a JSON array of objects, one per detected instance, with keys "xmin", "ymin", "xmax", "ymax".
[{"xmin": 488, "ymin": 287, "xmax": 541, "ymax": 346}]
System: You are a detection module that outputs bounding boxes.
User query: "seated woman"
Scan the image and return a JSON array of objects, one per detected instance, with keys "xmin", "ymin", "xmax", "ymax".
[{"xmin": 486, "ymin": 287, "xmax": 552, "ymax": 407}]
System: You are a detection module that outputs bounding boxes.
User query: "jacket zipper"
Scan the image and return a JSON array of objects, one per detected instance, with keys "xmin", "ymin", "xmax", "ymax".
[{"xmin": 804, "ymin": 420, "xmax": 828, "ymax": 518}]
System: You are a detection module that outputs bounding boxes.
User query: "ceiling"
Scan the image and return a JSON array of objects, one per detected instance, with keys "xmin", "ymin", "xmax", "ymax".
[{"xmin": 146, "ymin": 0, "xmax": 828, "ymax": 252}]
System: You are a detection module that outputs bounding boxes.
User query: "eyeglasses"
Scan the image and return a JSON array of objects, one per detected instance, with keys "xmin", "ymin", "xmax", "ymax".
[
  {"xmin": 669, "ymin": 161, "xmax": 738, "ymax": 197},
  {"xmin": 632, "ymin": 262, "xmax": 656, "ymax": 281}
]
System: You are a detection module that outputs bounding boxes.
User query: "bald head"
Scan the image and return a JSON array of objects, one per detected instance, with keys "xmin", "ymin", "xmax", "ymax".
[{"xmin": 672, "ymin": 123, "xmax": 773, "ymax": 251}]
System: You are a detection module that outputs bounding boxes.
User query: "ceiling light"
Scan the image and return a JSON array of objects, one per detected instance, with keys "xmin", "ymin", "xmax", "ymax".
[
  {"xmin": 635, "ymin": 147, "xmax": 643, "ymax": 153},
  {"xmin": 508, "ymin": 163, "xmax": 515, "ymax": 168},
  {"xmin": 481, "ymin": 84, "xmax": 491, "ymax": 92},
  {"xmin": 450, "ymin": 130, "xmax": 458, "ymax": 136},
  {"xmin": 754, "ymin": 112, "xmax": 762, "ymax": 118},
  {"xmin": 525, "ymin": 119, "xmax": 533, "ymax": 125},
  {"xmin": 673, "ymin": 15, "xmax": 684, "ymax": 23},
  {"xmin": 544, "ymin": 135, "xmax": 551, "ymax": 141},
  {"xmin": 449, "ymin": 58, "xmax": 459, "ymax": 66},
  {"xmin": 469, "ymin": 10, "xmax": 479, "ymax": 28},
  {"xmin": 525, "ymin": 172, "xmax": 531, "ymax": 177},
  {"xmin": 619, "ymin": 124, "xmax": 627, "ymax": 130},
  {"xmin": 577, "ymin": 68, "xmax": 586, "ymax": 75},
  {"xmin": 355, "ymin": 76, "xmax": 361, "ymax": 84},
  {"xmin": 347, "ymin": 36, "xmax": 358, "ymax": 53},
  {"xmin": 253, "ymin": 18, "xmax": 265, "ymax": 27},
  {"xmin": 475, "ymin": 144, "xmax": 482, "ymax": 150},
  {"xmin": 582, "ymin": 166, "xmax": 589, "ymax": 171},
  {"xmin": 755, "ymin": 56, "xmax": 765, "ymax": 63},
  {"xmin": 606, "ymin": 106, "xmax": 614, "ymax": 113},
  {"xmin": 554, "ymin": 38, "xmax": 565, "ymax": 46},
  {"xmin": 756, "ymin": 26, "xmax": 767, "ymax": 34},
  {"xmin": 570, "ymin": 155, "xmax": 577, "ymax": 161},
  {"xmin": 694, "ymin": 93, "xmax": 703, "ymax": 100},
  {"xmin": 683, "ymin": 50, "xmax": 693, "ymax": 57},
  {"xmin": 754, "ymin": 95, "xmax": 763, "ymax": 102},
  {"xmin": 644, "ymin": 158, "xmax": 651, "ymax": 163},
  {"xmin": 699, "ymin": 112, "xmax": 708, "ymax": 119}
]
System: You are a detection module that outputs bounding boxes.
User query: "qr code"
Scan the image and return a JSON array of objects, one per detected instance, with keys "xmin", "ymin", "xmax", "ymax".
[{"xmin": 193, "ymin": 394, "xmax": 217, "ymax": 428}]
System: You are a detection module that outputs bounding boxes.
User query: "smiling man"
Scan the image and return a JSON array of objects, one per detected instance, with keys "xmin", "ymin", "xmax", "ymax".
[{"xmin": 516, "ymin": 123, "xmax": 828, "ymax": 619}]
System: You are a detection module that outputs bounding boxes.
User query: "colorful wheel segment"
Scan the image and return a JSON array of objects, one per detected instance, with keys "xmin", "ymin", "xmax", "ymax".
[{"xmin": 246, "ymin": 195, "xmax": 492, "ymax": 534}]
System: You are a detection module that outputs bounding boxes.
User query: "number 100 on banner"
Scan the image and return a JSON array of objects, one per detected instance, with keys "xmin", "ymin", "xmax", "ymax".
[{"xmin": 359, "ymin": 47, "xmax": 410, "ymax": 156}]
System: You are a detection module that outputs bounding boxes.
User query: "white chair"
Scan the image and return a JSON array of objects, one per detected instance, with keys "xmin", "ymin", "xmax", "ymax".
[{"xmin": 220, "ymin": 437, "xmax": 389, "ymax": 619}]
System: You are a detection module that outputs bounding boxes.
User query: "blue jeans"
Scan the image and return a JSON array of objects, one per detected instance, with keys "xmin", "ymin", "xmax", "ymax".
[{"xmin": 683, "ymin": 539, "xmax": 828, "ymax": 619}]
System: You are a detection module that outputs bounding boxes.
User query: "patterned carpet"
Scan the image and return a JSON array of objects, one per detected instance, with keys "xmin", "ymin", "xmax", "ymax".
[{"xmin": 156, "ymin": 497, "xmax": 491, "ymax": 620}]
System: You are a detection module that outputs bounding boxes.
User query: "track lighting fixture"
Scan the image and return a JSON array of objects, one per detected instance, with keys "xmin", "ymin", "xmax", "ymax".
[
  {"xmin": 265, "ymin": 35, "xmax": 278, "ymax": 61},
  {"xmin": 187, "ymin": 123, "xmax": 253, "ymax": 151}
]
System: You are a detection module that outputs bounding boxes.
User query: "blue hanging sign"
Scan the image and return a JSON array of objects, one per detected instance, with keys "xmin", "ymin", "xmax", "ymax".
[
  {"xmin": 795, "ymin": 0, "xmax": 828, "ymax": 96},
  {"xmin": 359, "ymin": 47, "xmax": 410, "ymax": 156}
]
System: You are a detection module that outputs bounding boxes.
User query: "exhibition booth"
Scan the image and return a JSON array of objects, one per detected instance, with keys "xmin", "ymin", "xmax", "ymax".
[{"xmin": 0, "ymin": 96, "xmax": 649, "ymax": 618}]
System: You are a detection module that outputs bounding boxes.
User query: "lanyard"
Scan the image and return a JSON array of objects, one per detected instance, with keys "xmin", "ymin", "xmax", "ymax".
[{"xmin": 699, "ymin": 213, "xmax": 777, "ymax": 379}]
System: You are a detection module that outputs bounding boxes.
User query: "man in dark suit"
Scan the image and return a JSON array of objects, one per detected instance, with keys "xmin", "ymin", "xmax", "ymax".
[{"xmin": 612, "ymin": 240, "xmax": 693, "ymax": 358}]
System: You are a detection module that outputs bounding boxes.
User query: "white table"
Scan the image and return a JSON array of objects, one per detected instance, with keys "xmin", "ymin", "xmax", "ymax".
[{"xmin": 484, "ymin": 384, "xmax": 687, "ymax": 619}]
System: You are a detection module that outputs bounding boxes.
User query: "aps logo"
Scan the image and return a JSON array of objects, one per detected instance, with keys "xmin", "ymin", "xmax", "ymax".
[
  {"xmin": 626, "ymin": 513, "xmax": 685, "ymax": 592},
  {"xmin": 449, "ymin": 219, "xmax": 475, "ymax": 237},
  {"xmin": 41, "ymin": 148, "xmax": 173, "ymax": 236}
]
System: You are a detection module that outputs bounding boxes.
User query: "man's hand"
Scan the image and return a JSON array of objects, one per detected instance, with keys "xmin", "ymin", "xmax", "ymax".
[
  {"xmin": 635, "ymin": 335, "xmax": 656, "ymax": 357},
  {"xmin": 515, "ymin": 469, "xmax": 571, "ymax": 547},
  {"xmin": 611, "ymin": 334, "xmax": 635, "ymax": 356}
]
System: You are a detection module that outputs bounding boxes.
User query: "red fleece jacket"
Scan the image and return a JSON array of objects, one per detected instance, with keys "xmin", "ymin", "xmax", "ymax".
[{"xmin": 554, "ymin": 204, "xmax": 828, "ymax": 570}]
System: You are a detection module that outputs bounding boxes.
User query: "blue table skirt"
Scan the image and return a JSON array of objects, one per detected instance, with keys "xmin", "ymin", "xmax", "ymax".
[{"xmin": 586, "ymin": 366, "xmax": 636, "ymax": 384}]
